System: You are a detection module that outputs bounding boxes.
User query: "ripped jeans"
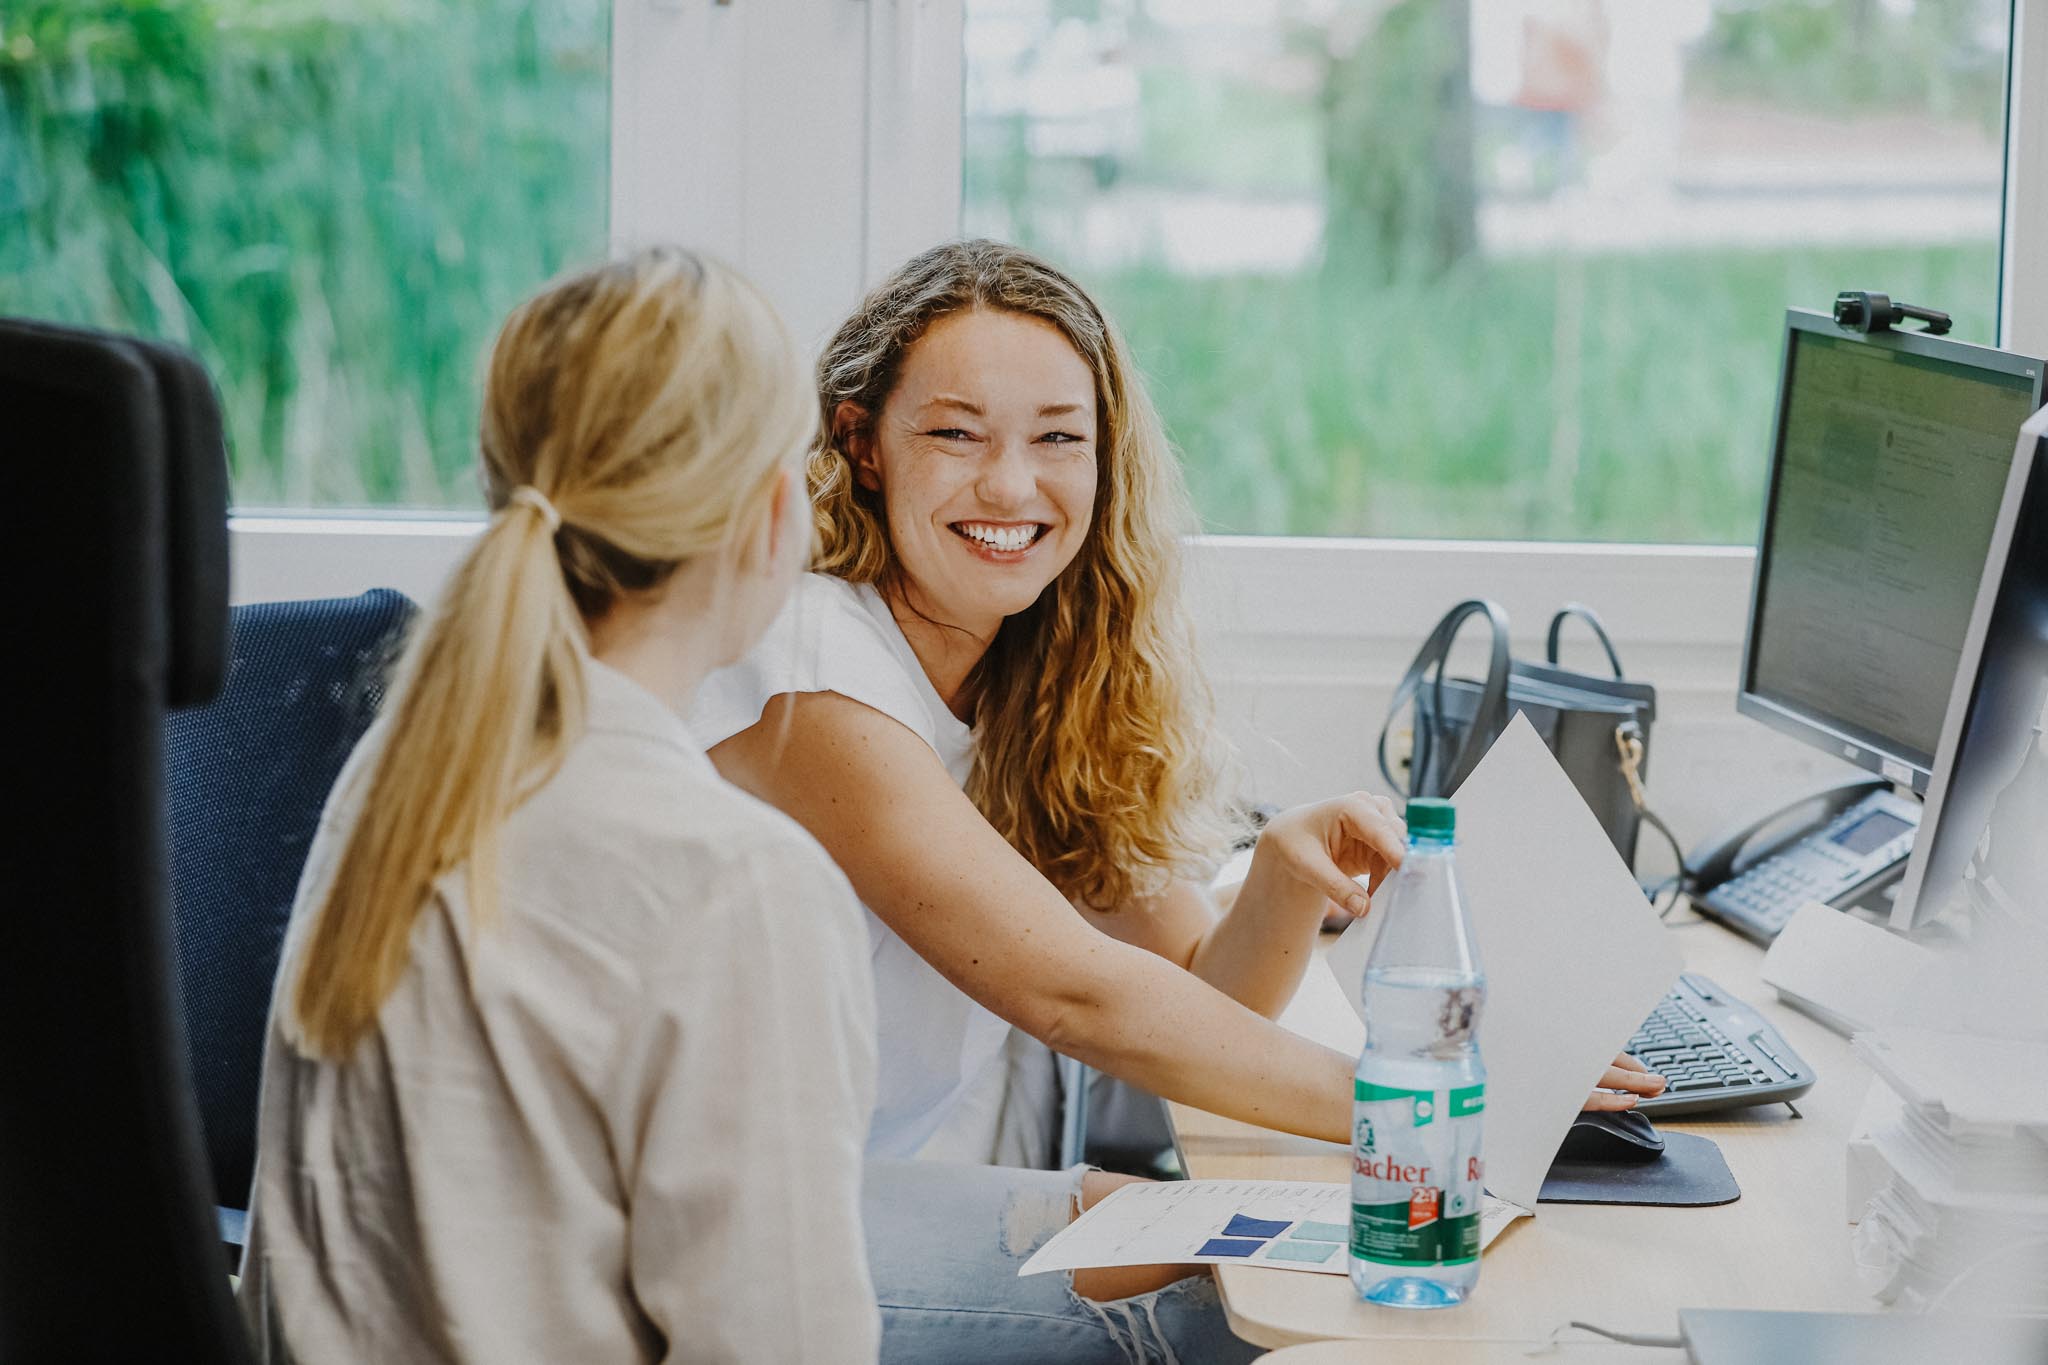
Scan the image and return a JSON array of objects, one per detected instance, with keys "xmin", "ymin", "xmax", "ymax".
[{"xmin": 863, "ymin": 1160, "xmax": 1263, "ymax": 1365}]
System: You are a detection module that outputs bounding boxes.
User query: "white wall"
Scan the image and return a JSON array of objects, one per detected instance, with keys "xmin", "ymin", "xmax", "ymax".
[
  {"xmin": 609, "ymin": 0, "xmax": 870, "ymax": 352},
  {"xmin": 2006, "ymin": 0, "xmax": 2048, "ymax": 358},
  {"xmin": 1191, "ymin": 540, "xmax": 1867, "ymax": 881},
  {"xmin": 608, "ymin": 0, "xmax": 963, "ymax": 355},
  {"xmin": 231, "ymin": 520, "xmax": 1864, "ymax": 879}
]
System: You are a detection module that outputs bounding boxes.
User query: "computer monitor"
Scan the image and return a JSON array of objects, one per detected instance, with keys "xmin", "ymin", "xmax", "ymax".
[
  {"xmin": 1738, "ymin": 310, "xmax": 2046, "ymax": 792},
  {"xmin": 1891, "ymin": 405, "xmax": 2048, "ymax": 929}
]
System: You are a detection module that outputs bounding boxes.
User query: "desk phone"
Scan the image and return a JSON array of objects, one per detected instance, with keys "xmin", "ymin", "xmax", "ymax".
[{"xmin": 1692, "ymin": 787, "xmax": 1921, "ymax": 944}]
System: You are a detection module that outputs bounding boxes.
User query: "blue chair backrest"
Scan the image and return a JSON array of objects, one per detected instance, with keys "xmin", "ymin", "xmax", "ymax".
[{"xmin": 166, "ymin": 588, "xmax": 417, "ymax": 1213}]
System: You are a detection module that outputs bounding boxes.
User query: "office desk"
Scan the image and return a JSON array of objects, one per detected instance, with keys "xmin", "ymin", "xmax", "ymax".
[
  {"xmin": 1255, "ymin": 1343, "xmax": 1679, "ymax": 1364},
  {"xmin": 1169, "ymin": 906, "xmax": 1878, "ymax": 1351}
]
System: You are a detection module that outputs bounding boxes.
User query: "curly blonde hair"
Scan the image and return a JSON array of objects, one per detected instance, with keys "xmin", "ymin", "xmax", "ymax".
[{"xmin": 811, "ymin": 239, "xmax": 1240, "ymax": 908}]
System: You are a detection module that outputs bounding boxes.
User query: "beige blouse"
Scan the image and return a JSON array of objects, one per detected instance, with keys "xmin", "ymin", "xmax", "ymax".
[{"xmin": 239, "ymin": 660, "xmax": 880, "ymax": 1364}]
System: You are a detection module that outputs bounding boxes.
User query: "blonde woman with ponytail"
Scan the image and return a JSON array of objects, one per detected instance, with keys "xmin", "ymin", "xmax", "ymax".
[{"xmin": 238, "ymin": 250, "xmax": 881, "ymax": 1364}]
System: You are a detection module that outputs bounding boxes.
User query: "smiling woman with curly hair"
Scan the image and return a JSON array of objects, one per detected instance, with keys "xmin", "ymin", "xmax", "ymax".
[{"xmin": 694, "ymin": 239, "xmax": 1661, "ymax": 1363}]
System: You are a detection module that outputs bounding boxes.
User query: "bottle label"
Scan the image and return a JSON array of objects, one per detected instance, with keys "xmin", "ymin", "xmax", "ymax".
[{"xmin": 1350, "ymin": 1079, "xmax": 1485, "ymax": 1268}]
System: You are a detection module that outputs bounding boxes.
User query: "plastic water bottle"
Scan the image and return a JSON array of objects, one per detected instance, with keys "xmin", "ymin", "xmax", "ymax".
[{"xmin": 1349, "ymin": 797, "xmax": 1487, "ymax": 1309}]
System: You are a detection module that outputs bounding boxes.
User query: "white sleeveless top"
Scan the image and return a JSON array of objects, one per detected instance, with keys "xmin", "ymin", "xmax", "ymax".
[{"xmin": 691, "ymin": 574, "xmax": 1035, "ymax": 1163}]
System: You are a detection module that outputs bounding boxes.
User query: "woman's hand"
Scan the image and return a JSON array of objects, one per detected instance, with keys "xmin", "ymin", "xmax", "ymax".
[
  {"xmin": 1583, "ymin": 1052, "xmax": 1667, "ymax": 1111},
  {"xmin": 1253, "ymin": 793, "xmax": 1408, "ymax": 920},
  {"xmin": 1188, "ymin": 793, "xmax": 1406, "ymax": 1019}
]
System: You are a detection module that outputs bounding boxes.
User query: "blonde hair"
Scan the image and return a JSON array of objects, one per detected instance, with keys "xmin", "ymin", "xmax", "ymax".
[
  {"xmin": 290, "ymin": 247, "xmax": 814, "ymax": 1058},
  {"xmin": 812, "ymin": 239, "xmax": 1239, "ymax": 908}
]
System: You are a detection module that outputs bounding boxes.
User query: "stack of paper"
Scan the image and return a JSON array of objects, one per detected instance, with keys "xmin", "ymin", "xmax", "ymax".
[{"xmin": 1848, "ymin": 1027, "xmax": 2048, "ymax": 1313}]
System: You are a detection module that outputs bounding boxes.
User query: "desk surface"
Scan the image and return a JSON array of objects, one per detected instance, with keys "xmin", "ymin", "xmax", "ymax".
[
  {"xmin": 1169, "ymin": 906, "xmax": 1876, "ymax": 1351},
  {"xmin": 1254, "ymin": 1343, "xmax": 1681, "ymax": 1363}
]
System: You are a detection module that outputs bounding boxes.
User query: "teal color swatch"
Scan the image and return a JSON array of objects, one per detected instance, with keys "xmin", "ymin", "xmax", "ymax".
[
  {"xmin": 1288, "ymin": 1221, "xmax": 1349, "ymax": 1243},
  {"xmin": 1264, "ymin": 1240, "xmax": 1339, "ymax": 1264}
]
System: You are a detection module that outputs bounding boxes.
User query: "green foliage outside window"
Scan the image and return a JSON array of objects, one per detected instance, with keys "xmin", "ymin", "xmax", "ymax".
[
  {"xmin": 2, "ymin": 0, "xmax": 2014, "ymax": 540},
  {"xmin": 966, "ymin": 0, "xmax": 2010, "ymax": 543},
  {"xmin": 1098, "ymin": 242, "xmax": 1996, "ymax": 542},
  {"xmin": 0, "ymin": 0, "xmax": 608, "ymax": 508}
]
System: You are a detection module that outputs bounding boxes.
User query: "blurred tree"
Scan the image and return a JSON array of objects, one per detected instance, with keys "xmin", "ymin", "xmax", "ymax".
[{"xmin": 1316, "ymin": 0, "xmax": 1476, "ymax": 285}]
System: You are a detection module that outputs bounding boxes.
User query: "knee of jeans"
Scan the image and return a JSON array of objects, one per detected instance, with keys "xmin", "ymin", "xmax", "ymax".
[
  {"xmin": 998, "ymin": 1168, "xmax": 1090, "ymax": 1258},
  {"xmin": 1067, "ymin": 1272, "xmax": 1227, "ymax": 1365}
]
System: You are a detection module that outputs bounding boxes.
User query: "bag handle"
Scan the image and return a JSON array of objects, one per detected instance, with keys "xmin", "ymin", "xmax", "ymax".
[
  {"xmin": 1377, "ymin": 599, "xmax": 1512, "ymax": 798},
  {"xmin": 1545, "ymin": 602, "xmax": 1626, "ymax": 680},
  {"xmin": 1616, "ymin": 719, "xmax": 1690, "ymax": 918}
]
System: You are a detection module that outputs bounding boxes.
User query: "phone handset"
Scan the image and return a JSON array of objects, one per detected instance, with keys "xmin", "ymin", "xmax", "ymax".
[
  {"xmin": 1687, "ymin": 775, "xmax": 1921, "ymax": 944},
  {"xmin": 1684, "ymin": 775, "xmax": 1890, "ymax": 891}
]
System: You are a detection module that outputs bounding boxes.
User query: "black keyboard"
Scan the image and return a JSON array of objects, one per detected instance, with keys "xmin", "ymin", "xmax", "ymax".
[{"xmin": 1626, "ymin": 973, "xmax": 1815, "ymax": 1117}]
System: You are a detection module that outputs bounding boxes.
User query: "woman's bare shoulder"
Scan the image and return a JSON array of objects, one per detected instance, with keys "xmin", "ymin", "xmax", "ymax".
[{"xmin": 712, "ymin": 686, "xmax": 954, "ymax": 794}]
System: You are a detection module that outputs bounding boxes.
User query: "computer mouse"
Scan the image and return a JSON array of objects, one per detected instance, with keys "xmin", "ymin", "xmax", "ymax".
[{"xmin": 1554, "ymin": 1107, "xmax": 1666, "ymax": 1163}]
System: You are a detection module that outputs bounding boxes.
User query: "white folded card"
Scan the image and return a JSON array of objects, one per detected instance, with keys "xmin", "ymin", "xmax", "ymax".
[{"xmin": 1326, "ymin": 713, "xmax": 1684, "ymax": 1211}]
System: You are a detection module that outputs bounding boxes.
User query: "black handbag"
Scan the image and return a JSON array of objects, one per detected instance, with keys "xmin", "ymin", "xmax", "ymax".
[{"xmin": 1376, "ymin": 600, "xmax": 1659, "ymax": 865}]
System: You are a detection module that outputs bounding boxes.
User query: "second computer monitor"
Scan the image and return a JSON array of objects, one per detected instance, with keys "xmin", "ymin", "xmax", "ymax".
[
  {"xmin": 1738, "ymin": 310, "xmax": 2045, "ymax": 790},
  {"xmin": 1892, "ymin": 406, "xmax": 2048, "ymax": 929}
]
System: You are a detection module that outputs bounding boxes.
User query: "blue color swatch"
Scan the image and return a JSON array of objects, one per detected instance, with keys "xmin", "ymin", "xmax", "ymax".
[
  {"xmin": 1196, "ymin": 1237, "xmax": 1267, "ymax": 1258},
  {"xmin": 1288, "ymin": 1221, "xmax": 1349, "ymax": 1243},
  {"xmin": 1221, "ymin": 1214, "xmax": 1294, "ymax": 1239},
  {"xmin": 1264, "ymin": 1240, "xmax": 1340, "ymax": 1264}
]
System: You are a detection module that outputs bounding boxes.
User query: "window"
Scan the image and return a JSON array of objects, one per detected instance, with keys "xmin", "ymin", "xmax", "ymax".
[
  {"xmin": 963, "ymin": 0, "xmax": 2014, "ymax": 543},
  {"xmin": 0, "ymin": 0, "xmax": 610, "ymax": 511}
]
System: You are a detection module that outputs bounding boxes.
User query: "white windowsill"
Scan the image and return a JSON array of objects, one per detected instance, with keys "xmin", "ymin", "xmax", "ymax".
[
  {"xmin": 228, "ymin": 515, "xmax": 1757, "ymax": 655},
  {"xmin": 227, "ymin": 514, "xmax": 1811, "ymax": 829}
]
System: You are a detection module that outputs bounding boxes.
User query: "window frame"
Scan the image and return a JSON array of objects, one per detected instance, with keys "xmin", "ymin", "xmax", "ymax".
[
  {"xmin": 2006, "ymin": 0, "xmax": 2048, "ymax": 359},
  {"xmin": 232, "ymin": 0, "xmax": 2048, "ymax": 639}
]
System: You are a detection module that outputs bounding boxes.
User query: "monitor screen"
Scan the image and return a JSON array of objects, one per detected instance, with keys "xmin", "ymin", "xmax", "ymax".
[{"xmin": 1744, "ymin": 320, "xmax": 2044, "ymax": 782}]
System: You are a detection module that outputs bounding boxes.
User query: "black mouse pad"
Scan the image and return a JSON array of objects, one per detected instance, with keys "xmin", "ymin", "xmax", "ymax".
[{"xmin": 1536, "ymin": 1130, "xmax": 1740, "ymax": 1206}]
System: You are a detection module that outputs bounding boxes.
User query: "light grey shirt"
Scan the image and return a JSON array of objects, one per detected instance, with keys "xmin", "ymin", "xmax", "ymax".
[{"xmin": 239, "ymin": 659, "xmax": 880, "ymax": 1364}]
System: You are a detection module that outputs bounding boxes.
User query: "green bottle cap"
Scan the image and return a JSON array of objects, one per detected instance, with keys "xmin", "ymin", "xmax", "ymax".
[{"xmin": 1406, "ymin": 797, "xmax": 1455, "ymax": 841}]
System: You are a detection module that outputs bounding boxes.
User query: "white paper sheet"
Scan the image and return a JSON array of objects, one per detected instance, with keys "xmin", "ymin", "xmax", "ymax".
[
  {"xmin": 1855, "ymin": 1027, "xmax": 2048, "ymax": 1131},
  {"xmin": 1324, "ymin": 714, "xmax": 1684, "ymax": 1211},
  {"xmin": 1017, "ymin": 1179, "xmax": 1529, "ymax": 1277},
  {"xmin": 1759, "ymin": 899, "xmax": 1938, "ymax": 1036}
]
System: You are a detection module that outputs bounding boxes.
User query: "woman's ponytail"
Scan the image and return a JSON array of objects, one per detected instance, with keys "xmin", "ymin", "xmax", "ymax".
[{"xmin": 289, "ymin": 494, "xmax": 586, "ymax": 1057}]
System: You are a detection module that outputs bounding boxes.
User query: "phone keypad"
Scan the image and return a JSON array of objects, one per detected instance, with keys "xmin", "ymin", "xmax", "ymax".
[{"xmin": 1696, "ymin": 791, "xmax": 1919, "ymax": 944}]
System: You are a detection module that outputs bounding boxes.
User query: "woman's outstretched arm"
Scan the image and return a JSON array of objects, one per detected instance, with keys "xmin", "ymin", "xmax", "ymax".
[{"xmin": 711, "ymin": 690, "xmax": 1359, "ymax": 1144}]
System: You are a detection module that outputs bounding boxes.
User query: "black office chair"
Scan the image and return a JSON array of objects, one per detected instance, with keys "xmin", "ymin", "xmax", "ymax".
[
  {"xmin": 168, "ymin": 588, "xmax": 418, "ymax": 1247},
  {"xmin": 1, "ymin": 316, "xmax": 253, "ymax": 1363}
]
